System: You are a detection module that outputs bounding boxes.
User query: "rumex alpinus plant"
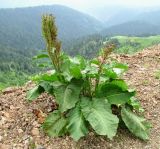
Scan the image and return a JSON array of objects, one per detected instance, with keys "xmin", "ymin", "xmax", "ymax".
[{"xmin": 27, "ymin": 14, "xmax": 151, "ymax": 141}]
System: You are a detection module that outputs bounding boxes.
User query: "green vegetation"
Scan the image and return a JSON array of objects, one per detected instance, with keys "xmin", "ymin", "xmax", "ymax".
[
  {"xmin": 27, "ymin": 14, "xmax": 151, "ymax": 141},
  {"xmin": 67, "ymin": 35, "xmax": 160, "ymax": 58},
  {"xmin": 1, "ymin": 6, "xmax": 160, "ymax": 90},
  {"xmin": 66, "ymin": 34, "xmax": 105, "ymax": 58},
  {"xmin": 111, "ymin": 35, "xmax": 160, "ymax": 54},
  {"xmin": 0, "ymin": 71, "xmax": 28, "ymax": 90},
  {"xmin": 155, "ymin": 70, "xmax": 160, "ymax": 79},
  {"xmin": 0, "ymin": 45, "xmax": 40, "ymax": 90},
  {"xmin": 0, "ymin": 5, "xmax": 104, "ymax": 90},
  {"xmin": 0, "ymin": 5, "xmax": 103, "ymax": 50},
  {"xmin": 1, "ymin": 34, "xmax": 160, "ymax": 90}
]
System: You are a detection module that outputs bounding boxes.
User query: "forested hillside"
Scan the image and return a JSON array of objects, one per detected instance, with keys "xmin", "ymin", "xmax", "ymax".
[
  {"xmin": 102, "ymin": 21, "xmax": 160, "ymax": 36},
  {"xmin": 66, "ymin": 35, "xmax": 160, "ymax": 57},
  {"xmin": 111, "ymin": 35, "xmax": 160, "ymax": 53},
  {"xmin": 1, "ymin": 5, "xmax": 160, "ymax": 89},
  {"xmin": 0, "ymin": 5, "xmax": 104, "ymax": 50},
  {"xmin": 0, "ymin": 5, "xmax": 104, "ymax": 89},
  {"xmin": 0, "ymin": 45, "xmax": 39, "ymax": 89}
]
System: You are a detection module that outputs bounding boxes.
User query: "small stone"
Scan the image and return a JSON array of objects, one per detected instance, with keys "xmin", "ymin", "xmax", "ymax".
[
  {"xmin": 0, "ymin": 136, "xmax": 3, "ymax": 142},
  {"xmin": 31, "ymin": 128, "xmax": 40, "ymax": 136},
  {"xmin": 0, "ymin": 144, "xmax": 10, "ymax": 149},
  {"xmin": 3, "ymin": 112, "xmax": 10, "ymax": 118},
  {"xmin": 36, "ymin": 145, "xmax": 46, "ymax": 149},
  {"xmin": 2, "ymin": 87, "xmax": 16, "ymax": 94},
  {"xmin": 23, "ymin": 135, "xmax": 31, "ymax": 141},
  {"xmin": 0, "ymin": 116, "xmax": 6, "ymax": 125},
  {"xmin": 18, "ymin": 129, "xmax": 24, "ymax": 133},
  {"xmin": 10, "ymin": 105, "xmax": 15, "ymax": 110},
  {"xmin": 32, "ymin": 121, "xmax": 40, "ymax": 127}
]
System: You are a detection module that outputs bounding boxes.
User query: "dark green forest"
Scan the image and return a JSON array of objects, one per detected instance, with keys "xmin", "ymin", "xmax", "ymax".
[
  {"xmin": 0, "ymin": 5, "xmax": 104, "ymax": 90},
  {"xmin": 0, "ymin": 44, "xmax": 39, "ymax": 89}
]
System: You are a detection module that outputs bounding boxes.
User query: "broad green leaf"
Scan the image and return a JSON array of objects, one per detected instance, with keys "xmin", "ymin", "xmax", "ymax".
[
  {"xmin": 82, "ymin": 63, "xmax": 99, "ymax": 78},
  {"xmin": 61, "ymin": 56, "xmax": 84, "ymax": 81},
  {"xmin": 69, "ymin": 57, "xmax": 84, "ymax": 79},
  {"xmin": 40, "ymin": 74, "xmax": 58, "ymax": 82},
  {"xmin": 32, "ymin": 72, "xmax": 58, "ymax": 82},
  {"xmin": 27, "ymin": 86, "xmax": 44, "ymax": 101},
  {"xmin": 121, "ymin": 107, "xmax": 151, "ymax": 140},
  {"xmin": 90, "ymin": 58, "xmax": 100, "ymax": 65},
  {"xmin": 52, "ymin": 83, "xmax": 67, "ymax": 105},
  {"xmin": 113, "ymin": 63, "xmax": 128, "ymax": 75},
  {"xmin": 31, "ymin": 70, "xmax": 58, "ymax": 82},
  {"xmin": 39, "ymin": 82, "xmax": 53, "ymax": 94},
  {"xmin": 69, "ymin": 56, "xmax": 86, "ymax": 69},
  {"xmin": 67, "ymin": 104, "xmax": 88, "ymax": 141},
  {"xmin": 54, "ymin": 79, "xmax": 83, "ymax": 112},
  {"xmin": 61, "ymin": 56, "xmax": 72, "ymax": 81},
  {"xmin": 81, "ymin": 97, "xmax": 119, "ymax": 139},
  {"xmin": 110, "ymin": 80, "xmax": 128, "ymax": 91},
  {"xmin": 42, "ymin": 110, "xmax": 67, "ymax": 137},
  {"xmin": 69, "ymin": 64, "xmax": 82, "ymax": 79},
  {"xmin": 128, "ymin": 97, "xmax": 144, "ymax": 112},
  {"xmin": 105, "ymin": 69, "xmax": 118, "ymax": 79},
  {"xmin": 33, "ymin": 54, "xmax": 49, "ymax": 60},
  {"xmin": 61, "ymin": 56, "xmax": 86, "ymax": 80},
  {"xmin": 99, "ymin": 83, "xmax": 135, "ymax": 105},
  {"xmin": 103, "ymin": 63, "xmax": 128, "ymax": 78},
  {"xmin": 99, "ymin": 75, "xmax": 110, "ymax": 83},
  {"xmin": 62, "ymin": 71, "xmax": 73, "ymax": 82}
]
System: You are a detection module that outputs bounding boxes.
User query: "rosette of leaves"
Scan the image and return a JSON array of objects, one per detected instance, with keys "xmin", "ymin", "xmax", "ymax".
[{"xmin": 27, "ymin": 14, "xmax": 151, "ymax": 141}]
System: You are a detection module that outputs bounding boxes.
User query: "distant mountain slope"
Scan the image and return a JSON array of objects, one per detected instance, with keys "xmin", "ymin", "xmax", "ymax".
[
  {"xmin": 102, "ymin": 21, "xmax": 160, "ymax": 36},
  {"xmin": 99, "ymin": 7, "xmax": 160, "ymax": 27},
  {"xmin": 99, "ymin": 8, "xmax": 160, "ymax": 37},
  {"xmin": 0, "ymin": 5, "xmax": 104, "ymax": 50},
  {"xmin": 105, "ymin": 8, "xmax": 141, "ymax": 27},
  {"xmin": 136, "ymin": 10, "xmax": 160, "ymax": 25}
]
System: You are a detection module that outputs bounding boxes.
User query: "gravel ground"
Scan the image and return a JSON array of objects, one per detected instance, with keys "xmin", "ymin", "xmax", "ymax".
[{"xmin": 0, "ymin": 45, "xmax": 160, "ymax": 149}]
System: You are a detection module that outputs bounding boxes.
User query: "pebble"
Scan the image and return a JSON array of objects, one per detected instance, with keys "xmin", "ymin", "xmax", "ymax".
[
  {"xmin": 0, "ymin": 144, "xmax": 10, "ymax": 149},
  {"xmin": 0, "ymin": 116, "xmax": 6, "ymax": 125},
  {"xmin": 18, "ymin": 129, "xmax": 24, "ymax": 133},
  {"xmin": 31, "ymin": 128, "xmax": 40, "ymax": 136},
  {"xmin": 36, "ymin": 145, "xmax": 46, "ymax": 149},
  {"xmin": 3, "ymin": 112, "xmax": 10, "ymax": 118},
  {"xmin": 10, "ymin": 105, "xmax": 15, "ymax": 110},
  {"xmin": 0, "ymin": 136, "xmax": 3, "ymax": 142},
  {"xmin": 32, "ymin": 121, "xmax": 40, "ymax": 127},
  {"xmin": 22, "ymin": 135, "xmax": 30, "ymax": 141}
]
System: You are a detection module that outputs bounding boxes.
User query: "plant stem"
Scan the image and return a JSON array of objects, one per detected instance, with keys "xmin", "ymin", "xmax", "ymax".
[
  {"xmin": 87, "ymin": 76, "xmax": 92, "ymax": 97},
  {"xmin": 94, "ymin": 58, "xmax": 105, "ymax": 93}
]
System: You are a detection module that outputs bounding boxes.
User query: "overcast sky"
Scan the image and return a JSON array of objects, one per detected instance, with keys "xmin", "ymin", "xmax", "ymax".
[{"xmin": 1, "ymin": 0, "xmax": 160, "ymax": 11}]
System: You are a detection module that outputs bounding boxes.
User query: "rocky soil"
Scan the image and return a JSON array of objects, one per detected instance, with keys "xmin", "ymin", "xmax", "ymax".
[{"xmin": 0, "ymin": 45, "xmax": 160, "ymax": 149}]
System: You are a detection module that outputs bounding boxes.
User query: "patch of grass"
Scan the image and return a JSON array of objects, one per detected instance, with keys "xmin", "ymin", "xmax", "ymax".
[
  {"xmin": 155, "ymin": 70, "xmax": 160, "ymax": 79},
  {"xmin": 111, "ymin": 35, "xmax": 160, "ymax": 54},
  {"xmin": 0, "ymin": 71, "xmax": 29, "ymax": 90},
  {"xmin": 142, "ymin": 80, "xmax": 149, "ymax": 85}
]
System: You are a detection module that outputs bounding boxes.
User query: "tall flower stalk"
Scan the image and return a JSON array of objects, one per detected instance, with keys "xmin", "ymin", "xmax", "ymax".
[
  {"xmin": 42, "ymin": 14, "xmax": 62, "ymax": 73},
  {"xmin": 95, "ymin": 44, "xmax": 115, "ymax": 92}
]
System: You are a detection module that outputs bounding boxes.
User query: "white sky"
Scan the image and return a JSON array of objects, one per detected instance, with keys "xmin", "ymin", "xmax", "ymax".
[{"xmin": 1, "ymin": 0, "xmax": 160, "ymax": 11}]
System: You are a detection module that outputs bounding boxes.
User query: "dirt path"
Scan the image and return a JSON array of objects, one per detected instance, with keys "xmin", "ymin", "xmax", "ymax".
[{"xmin": 0, "ymin": 45, "xmax": 160, "ymax": 149}]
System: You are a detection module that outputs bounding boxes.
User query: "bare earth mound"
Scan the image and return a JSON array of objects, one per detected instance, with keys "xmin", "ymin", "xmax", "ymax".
[{"xmin": 0, "ymin": 45, "xmax": 160, "ymax": 149}]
